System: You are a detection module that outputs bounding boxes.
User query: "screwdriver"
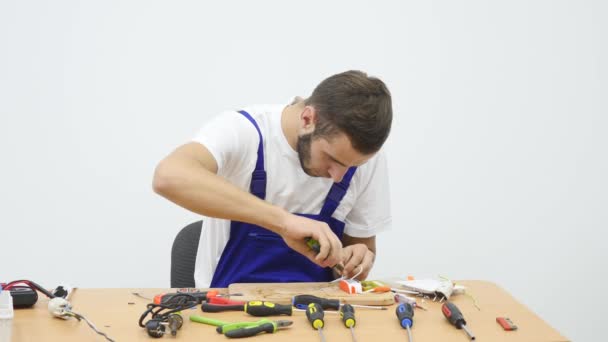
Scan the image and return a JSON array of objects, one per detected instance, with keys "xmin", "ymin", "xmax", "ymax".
[
  {"xmin": 202, "ymin": 301, "xmax": 293, "ymax": 316},
  {"xmin": 396, "ymin": 303, "xmax": 414, "ymax": 342},
  {"xmin": 340, "ymin": 304, "xmax": 357, "ymax": 342},
  {"xmin": 306, "ymin": 238, "xmax": 345, "ymax": 273},
  {"xmin": 395, "ymin": 293, "xmax": 427, "ymax": 311},
  {"xmin": 293, "ymin": 294, "xmax": 387, "ymax": 310},
  {"xmin": 306, "ymin": 303, "xmax": 326, "ymax": 342},
  {"xmin": 441, "ymin": 302, "xmax": 476, "ymax": 340},
  {"xmin": 245, "ymin": 301, "xmax": 293, "ymax": 316}
]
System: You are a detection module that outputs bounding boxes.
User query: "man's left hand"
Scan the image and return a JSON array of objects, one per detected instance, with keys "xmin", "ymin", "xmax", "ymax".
[{"xmin": 340, "ymin": 243, "xmax": 375, "ymax": 280}]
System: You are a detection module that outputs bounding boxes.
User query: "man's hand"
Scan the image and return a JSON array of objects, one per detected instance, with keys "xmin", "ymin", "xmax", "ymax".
[
  {"xmin": 341, "ymin": 243, "xmax": 375, "ymax": 280},
  {"xmin": 340, "ymin": 235, "xmax": 376, "ymax": 280},
  {"xmin": 278, "ymin": 213, "xmax": 343, "ymax": 268}
]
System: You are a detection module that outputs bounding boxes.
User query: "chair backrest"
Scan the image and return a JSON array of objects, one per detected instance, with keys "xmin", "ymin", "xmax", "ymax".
[{"xmin": 170, "ymin": 220, "xmax": 202, "ymax": 288}]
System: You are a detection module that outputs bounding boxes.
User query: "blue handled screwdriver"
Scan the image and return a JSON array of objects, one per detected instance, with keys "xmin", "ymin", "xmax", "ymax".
[{"xmin": 396, "ymin": 302, "xmax": 414, "ymax": 342}]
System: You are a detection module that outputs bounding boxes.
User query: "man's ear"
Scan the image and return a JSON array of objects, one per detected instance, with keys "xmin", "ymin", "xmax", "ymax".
[{"xmin": 299, "ymin": 105, "xmax": 317, "ymax": 134}]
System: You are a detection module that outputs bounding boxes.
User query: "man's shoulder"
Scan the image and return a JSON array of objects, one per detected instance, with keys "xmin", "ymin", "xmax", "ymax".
[{"xmin": 238, "ymin": 104, "xmax": 284, "ymax": 121}]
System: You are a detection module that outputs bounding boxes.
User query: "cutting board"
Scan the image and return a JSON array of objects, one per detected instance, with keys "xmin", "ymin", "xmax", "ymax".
[{"xmin": 228, "ymin": 282, "xmax": 394, "ymax": 306}]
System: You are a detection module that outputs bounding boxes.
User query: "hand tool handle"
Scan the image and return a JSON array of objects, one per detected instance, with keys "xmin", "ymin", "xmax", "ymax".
[
  {"xmin": 441, "ymin": 302, "xmax": 466, "ymax": 328},
  {"xmin": 189, "ymin": 315, "xmax": 230, "ymax": 327},
  {"xmin": 217, "ymin": 319, "xmax": 272, "ymax": 334},
  {"xmin": 306, "ymin": 237, "xmax": 322, "ymax": 253},
  {"xmin": 209, "ymin": 296, "xmax": 246, "ymax": 305},
  {"xmin": 224, "ymin": 322, "xmax": 275, "ymax": 338},
  {"xmin": 305, "ymin": 238, "xmax": 345, "ymax": 273},
  {"xmin": 293, "ymin": 294, "xmax": 340, "ymax": 310},
  {"xmin": 306, "ymin": 303, "xmax": 325, "ymax": 330},
  {"xmin": 245, "ymin": 301, "xmax": 292, "ymax": 316},
  {"xmin": 396, "ymin": 303, "xmax": 414, "ymax": 328},
  {"xmin": 202, "ymin": 303, "xmax": 245, "ymax": 313},
  {"xmin": 340, "ymin": 304, "xmax": 356, "ymax": 328}
]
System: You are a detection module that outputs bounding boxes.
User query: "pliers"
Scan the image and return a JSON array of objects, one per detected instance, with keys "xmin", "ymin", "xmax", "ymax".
[
  {"xmin": 190, "ymin": 315, "xmax": 293, "ymax": 338},
  {"xmin": 222, "ymin": 319, "xmax": 293, "ymax": 338}
]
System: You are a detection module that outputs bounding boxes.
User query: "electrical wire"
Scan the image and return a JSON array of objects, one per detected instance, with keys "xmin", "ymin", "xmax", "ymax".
[
  {"xmin": 131, "ymin": 292, "xmax": 153, "ymax": 301},
  {"xmin": 138, "ymin": 293, "xmax": 197, "ymax": 328},
  {"xmin": 68, "ymin": 311, "xmax": 116, "ymax": 342},
  {"xmin": 331, "ymin": 265, "xmax": 364, "ymax": 283},
  {"xmin": 4, "ymin": 280, "xmax": 113, "ymax": 340},
  {"xmin": 2, "ymin": 280, "xmax": 55, "ymax": 298}
]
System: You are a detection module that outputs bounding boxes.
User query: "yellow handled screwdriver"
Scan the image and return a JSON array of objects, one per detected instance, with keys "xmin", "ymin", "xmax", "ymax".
[
  {"xmin": 306, "ymin": 302, "xmax": 326, "ymax": 342},
  {"xmin": 340, "ymin": 304, "xmax": 357, "ymax": 342}
]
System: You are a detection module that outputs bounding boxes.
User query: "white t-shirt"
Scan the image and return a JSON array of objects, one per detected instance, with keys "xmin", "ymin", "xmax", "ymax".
[{"xmin": 192, "ymin": 102, "xmax": 392, "ymax": 287}]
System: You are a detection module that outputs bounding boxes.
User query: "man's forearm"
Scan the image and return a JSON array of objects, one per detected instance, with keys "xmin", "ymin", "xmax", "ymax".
[{"xmin": 153, "ymin": 156, "xmax": 288, "ymax": 234}]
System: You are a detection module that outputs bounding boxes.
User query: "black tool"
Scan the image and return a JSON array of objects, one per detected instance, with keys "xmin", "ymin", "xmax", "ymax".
[
  {"xmin": 340, "ymin": 304, "xmax": 357, "ymax": 342},
  {"xmin": 245, "ymin": 301, "xmax": 293, "ymax": 316},
  {"xmin": 396, "ymin": 303, "xmax": 414, "ymax": 342},
  {"xmin": 202, "ymin": 303, "xmax": 245, "ymax": 313},
  {"xmin": 306, "ymin": 303, "xmax": 326, "ymax": 342},
  {"xmin": 294, "ymin": 294, "xmax": 340, "ymax": 310},
  {"xmin": 441, "ymin": 302, "xmax": 476, "ymax": 340},
  {"xmin": 202, "ymin": 301, "xmax": 292, "ymax": 316},
  {"xmin": 293, "ymin": 294, "xmax": 385, "ymax": 310}
]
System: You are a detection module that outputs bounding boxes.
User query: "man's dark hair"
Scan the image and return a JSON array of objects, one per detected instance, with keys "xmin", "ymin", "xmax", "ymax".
[{"xmin": 305, "ymin": 70, "xmax": 392, "ymax": 154}]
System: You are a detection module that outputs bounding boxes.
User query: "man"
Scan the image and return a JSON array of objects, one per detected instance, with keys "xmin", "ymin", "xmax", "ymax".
[{"xmin": 153, "ymin": 70, "xmax": 392, "ymax": 287}]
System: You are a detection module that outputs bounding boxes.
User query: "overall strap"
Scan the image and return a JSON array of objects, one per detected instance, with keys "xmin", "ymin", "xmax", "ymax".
[
  {"xmin": 319, "ymin": 167, "xmax": 357, "ymax": 218},
  {"xmin": 237, "ymin": 110, "xmax": 267, "ymax": 199}
]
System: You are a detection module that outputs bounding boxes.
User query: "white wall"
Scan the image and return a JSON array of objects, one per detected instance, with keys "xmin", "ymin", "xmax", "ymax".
[{"xmin": 1, "ymin": 1, "xmax": 606, "ymax": 341}]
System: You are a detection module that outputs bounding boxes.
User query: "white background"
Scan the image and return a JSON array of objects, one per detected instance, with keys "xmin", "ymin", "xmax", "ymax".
[{"xmin": 1, "ymin": 1, "xmax": 606, "ymax": 341}]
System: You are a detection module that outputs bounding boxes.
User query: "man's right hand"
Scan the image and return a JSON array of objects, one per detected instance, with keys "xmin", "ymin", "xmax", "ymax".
[{"xmin": 278, "ymin": 213, "xmax": 343, "ymax": 268}]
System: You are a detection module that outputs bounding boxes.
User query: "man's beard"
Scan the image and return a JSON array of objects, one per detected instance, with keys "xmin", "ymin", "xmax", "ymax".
[{"xmin": 296, "ymin": 133, "xmax": 317, "ymax": 177}]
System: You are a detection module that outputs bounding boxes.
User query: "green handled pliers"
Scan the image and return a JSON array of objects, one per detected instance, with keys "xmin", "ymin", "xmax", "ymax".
[
  {"xmin": 190, "ymin": 315, "xmax": 292, "ymax": 338},
  {"xmin": 223, "ymin": 320, "xmax": 293, "ymax": 338}
]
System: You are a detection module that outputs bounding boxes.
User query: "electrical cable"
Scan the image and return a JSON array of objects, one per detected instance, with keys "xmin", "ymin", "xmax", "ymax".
[
  {"xmin": 138, "ymin": 293, "xmax": 197, "ymax": 338},
  {"xmin": 132, "ymin": 292, "xmax": 153, "ymax": 301},
  {"xmin": 3, "ymin": 280, "xmax": 55, "ymax": 298},
  {"xmin": 68, "ymin": 311, "xmax": 115, "ymax": 342}
]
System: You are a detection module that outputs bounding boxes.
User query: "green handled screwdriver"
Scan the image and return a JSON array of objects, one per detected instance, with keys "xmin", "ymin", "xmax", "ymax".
[
  {"xmin": 340, "ymin": 304, "xmax": 357, "ymax": 342},
  {"xmin": 306, "ymin": 238, "xmax": 345, "ymax": 273},
  {"xmin": 306, "ymin": 302, "xmax": 326, "ymax": 342}
]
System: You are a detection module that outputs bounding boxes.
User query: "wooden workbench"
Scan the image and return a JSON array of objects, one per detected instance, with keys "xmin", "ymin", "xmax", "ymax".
[{"xmin": 11, "ymin": 280, "xmax": 568, "ymax": 341}]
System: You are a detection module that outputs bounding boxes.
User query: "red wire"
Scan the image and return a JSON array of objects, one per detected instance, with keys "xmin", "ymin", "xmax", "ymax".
[
  {"xmin": 3, "ymin": 280, "xmax": 33, "ymax": 290},
  {"xmin": 2, "ymin": 280, "xmax": 54, "ymax": 298}
]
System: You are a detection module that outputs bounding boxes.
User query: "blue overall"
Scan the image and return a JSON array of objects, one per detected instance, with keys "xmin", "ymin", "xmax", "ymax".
[{"xmin": 210, "ymin": 110, "xmax": 357, "ymax": 287}]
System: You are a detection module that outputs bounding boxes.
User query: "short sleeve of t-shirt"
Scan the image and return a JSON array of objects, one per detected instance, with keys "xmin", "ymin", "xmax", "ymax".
[
  {"xmin": 343, "ymin": 151, "xmax": 392, "ymax": 237},
  {"xmin": 192, "ymin": 110, "xmax": 260, "ymax": 179}
]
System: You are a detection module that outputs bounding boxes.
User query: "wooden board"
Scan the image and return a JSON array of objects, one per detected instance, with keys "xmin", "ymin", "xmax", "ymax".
[{"xmin": 228, "ymin": 282, "xmax": 394, "ymax": 306}]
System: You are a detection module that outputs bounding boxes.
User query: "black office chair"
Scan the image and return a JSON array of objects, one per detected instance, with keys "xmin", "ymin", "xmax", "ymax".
[{"xmin": 170, "ymin": 220, "xmax": 202, "ymax": 288}]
